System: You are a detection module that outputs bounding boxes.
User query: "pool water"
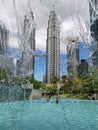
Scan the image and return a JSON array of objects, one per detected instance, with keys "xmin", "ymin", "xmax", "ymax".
[{"xmin": 0, "ymin": 99, "xmax": 98, "ymax": 130}]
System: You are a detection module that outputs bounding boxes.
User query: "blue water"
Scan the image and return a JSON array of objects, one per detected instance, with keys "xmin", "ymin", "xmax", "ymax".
[{"xmin": 0, "ymin": 99, "xmax": 98, "ymax": 130}]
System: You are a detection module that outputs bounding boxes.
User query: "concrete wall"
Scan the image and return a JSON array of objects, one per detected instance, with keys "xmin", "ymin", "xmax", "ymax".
[{"xmin": 29, "ymin": 89, "xmax": 42, "ymax": 100}]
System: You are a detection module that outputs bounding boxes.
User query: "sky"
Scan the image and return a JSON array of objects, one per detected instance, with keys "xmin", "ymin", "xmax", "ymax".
[
  {"xmin": 0, "ymin": 0, "xmax": 90, "ymax": 52},
  {"xmin": 0, "ymin": 0, "xmax": 91, "ymax": 81},
  {"xmin": 34, "ymin": 43, "xmax": 89, "ymax": 81}
]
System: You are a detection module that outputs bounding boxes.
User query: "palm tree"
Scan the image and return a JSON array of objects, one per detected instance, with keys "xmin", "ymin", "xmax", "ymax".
[
  {"xmin": 51, "ymin": 77, "xmax": 59, "ymax": 84},
  {"xmin": 50, "ymin": 77, "xmax": 59, "ymax": 94},
  {"xmin": 61, "ymin": 75, "xmax": 68, "ymax": 93}
]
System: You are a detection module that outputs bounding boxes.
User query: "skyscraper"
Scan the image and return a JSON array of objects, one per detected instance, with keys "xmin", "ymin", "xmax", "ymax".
[
  {"xmin": 78, "ymin": 59, "xmax": 89, "ymax": 77},
  {"xmin": 0, "ymin": 21, "xmax": 9, "ymax": 55},
  {"xmin": 46, "ymin": 8, "xmax": 60, "ymax": 83},
  {"xmin": 16, "ymin": 10, "xmax": 35, "ymax": 77},
  {"xmin": 67, "ymin": 37, "xmax": 79, "ymax": 78},
  {"xmin": 89, "ymin": 0, "xmax": 98, "ymax": 66}
]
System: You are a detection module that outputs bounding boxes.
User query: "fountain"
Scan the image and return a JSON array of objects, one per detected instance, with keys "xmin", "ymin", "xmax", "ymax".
[
  {"xmin": 0, "ymin": 0, "xmax": 98, "ymax": 130},
  {"xmin": 0, "ymin": 0, "xmax": 36, "ymax": 101},
  {"xmin": 0, "ymin": 71, "xmax": 33, "ymax": 101}
]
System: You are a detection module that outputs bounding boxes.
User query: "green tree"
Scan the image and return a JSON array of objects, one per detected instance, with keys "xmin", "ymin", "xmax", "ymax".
[
  {"xmin": 82, "ymin": 75, "xmax": 98, "ymax": 94},
  {"xmin": 71, "ymin": 78, "xmax": 82, "ymax": 94},
  {"xmin": 29, "ymin": 77, "xmax": 42, "ymax": 89},
  {"xmin": 50, "ymin": 77, "xmax": 59, "ymax": 93},
  {"xmin": 61, "ymin": 75, "xmax": 68, "ymax": 93},
  {"xmin": 51, "ymin": 77, "xmax": 59, "ymax": 84}
]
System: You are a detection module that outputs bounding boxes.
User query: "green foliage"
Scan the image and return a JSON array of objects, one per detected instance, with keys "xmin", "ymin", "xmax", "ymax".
[
  {"xmin": 51, "ymin": 77, "xmax": 59, "ymax": 84},
  {"xmin": 60, "ymin": 73, "xmax": 98, "ymax": 97},
  {"xmin": 27, "ymin": 77, "xmax": 42, "ymax": 89},
  {"xmin": 81, "ymin": 75, "xmax": 98, "ymax": 94},
  {"xmin": 48, "ymin": 85, "xmax": 57, "ymax": 93},
  {"xmin": 42, "ymin": 84, "xmax": 57, "ymax": 93},
  {"xmin": 41, "ymin": 84, "xmax": 47, "ymax": 90},
  {"xmin": 62, "ymin": 75, "xmax": 67, "ymax": 82},
  {"xmin": 0, "ymin": 66, "xmax": 13, "ymax": 83},
  {"xmin": 59, "ymin": 94, "xmax": 88, "ymax": 99},
  {"xmin": 71, "ymin": 78, "xmax": 82, "ymax": 94}
]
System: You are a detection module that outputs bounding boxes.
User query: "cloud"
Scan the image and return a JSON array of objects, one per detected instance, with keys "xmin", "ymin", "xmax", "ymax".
[
  {"xmin": 0, "ymin": 0, "xmax": 89, "ymax": 54},
  {"xmin": 36, "ymin": 28, "xmax": 47, "ymax": 51},
  {"xmin": 9, "ymin": 35, "xmax": 19, "ymax": 48}
]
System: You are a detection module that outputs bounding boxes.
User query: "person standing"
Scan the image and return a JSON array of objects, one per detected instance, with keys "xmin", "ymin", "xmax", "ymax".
[{"xmin": 56, "ymin": 95, "xmax": 59, "ymax": 104}]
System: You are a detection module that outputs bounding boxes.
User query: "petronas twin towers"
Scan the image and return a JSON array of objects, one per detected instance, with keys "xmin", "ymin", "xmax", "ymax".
[
  {"xmin": 46, "ymin": 9, "xmax": 60, "ymax": 83},
  {"xmin": 17, "ymin": 8, "xmax": 60, "ymax": 83}
]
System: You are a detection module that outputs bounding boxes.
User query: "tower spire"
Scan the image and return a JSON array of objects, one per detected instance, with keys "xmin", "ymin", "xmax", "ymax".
[{"xmin": 53, "ymin": 4, "xmax": 56, "ymax": 11}]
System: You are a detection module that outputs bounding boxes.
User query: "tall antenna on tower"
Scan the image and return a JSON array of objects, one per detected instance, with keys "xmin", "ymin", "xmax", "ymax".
[{"xmin": 53, "ymin": 4, "xmax": 55, "ymax": 10}]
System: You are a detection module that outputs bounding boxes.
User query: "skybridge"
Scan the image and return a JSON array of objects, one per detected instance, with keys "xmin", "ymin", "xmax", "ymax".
[{"xmin": 33, "ymin": 54, "xmax": 47, "ymax": 57}]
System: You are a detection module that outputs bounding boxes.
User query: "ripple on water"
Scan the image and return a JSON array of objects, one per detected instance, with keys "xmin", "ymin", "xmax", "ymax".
[{"xmin": 0, "ymin": 99, "xmax": 98, "ymax": 130}]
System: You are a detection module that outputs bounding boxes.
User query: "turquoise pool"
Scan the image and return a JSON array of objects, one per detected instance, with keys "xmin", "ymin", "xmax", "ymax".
[{"xmin": 0, "ymin": 99, "xmax": 98, "ymax": 130}]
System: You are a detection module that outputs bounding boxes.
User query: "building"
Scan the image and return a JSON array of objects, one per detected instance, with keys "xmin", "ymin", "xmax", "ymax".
[
  {"xmin": 16, "ymin": 58, "xmax": 23, "ymax": 76},
  {"xmin": 78, "ymin": 59, "xmax": 89, "ymax": 77},
  {"xmin": 89, "ymin": 0, "xmax": 98, "ymax": 66},
  {"xmin": 46, "ymin": 8, "xmax": 60, "ymax": 83},
  {"xmin": 17, "ymin": 10, "xmax": 35, "ymax": 77},
  {"xmin": 0, "ymin": 21, "xmax": 9, "ymax": 55},
  {"xmin": 43, "ymin": 74, "xmax": 46, "ymax": 84},
  {"xmin": 0, "ymin": 55, "xmax": 13, "ymax": 72},
  {"xmin": 67, "ymin": 37, "xmax": 79, "ymax": 78}
]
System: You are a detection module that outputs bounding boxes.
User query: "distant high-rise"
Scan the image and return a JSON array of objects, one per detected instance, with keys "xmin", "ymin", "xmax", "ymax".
[
  {"xmin": 67, "ymin": 37, "xmax": 79, "ymax": 78},
  {"xmin": 46, "ymin": 8, "xmax": 60, "ymax": 83},
  {"xmin": 89, "ymin": 0, "xmax": 98, "ymax": 66},
  {"xmin": 0, "ymin": 21, "xmax": 9, "ymax": 55},
  {"xmin": 16, "ymin": 10, "xmax": 35, "ymax": 77},
  {"xmin": 78, "ymin": 59, "xmax": 89, "ymax": 77},
  {"xmin": 43, "ymin": 74, "xmax": 46, "ymax": 84}
]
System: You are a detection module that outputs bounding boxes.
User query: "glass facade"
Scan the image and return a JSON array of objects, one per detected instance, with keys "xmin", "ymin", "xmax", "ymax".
[
  {"xmin": 46, "ymin": 10, "xmax": 60, "ymax": 83},
  {"xmin": 67, "ymin": 37, "xmax": 79, "ymax": 78},
  {"xmin": 90, "ymin": 0, "xmax": 98, "ymax": 66}
]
